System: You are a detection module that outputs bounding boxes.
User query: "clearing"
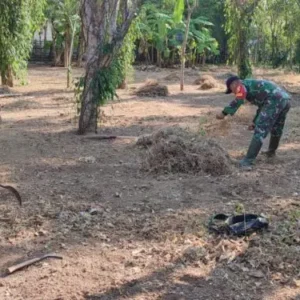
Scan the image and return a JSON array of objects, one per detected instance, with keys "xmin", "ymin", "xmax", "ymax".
[{"xmin": 0, "ymin": 65, "xmax": 300, "ymax": 300}]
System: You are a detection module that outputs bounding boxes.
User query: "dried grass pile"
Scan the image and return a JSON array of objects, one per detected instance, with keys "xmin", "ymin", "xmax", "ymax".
[
  {"xmin": 136, "ymin": 127, "xmax": 233, "ymax": 176},
  {"xmin": 194, "ymin": 75, "xmax": 218, "ymax": 90},
  {"xmin": 164, "ymin": 72, "xmax": 180, "ymax": 81},
  {"xmin": 135, "ymin": 79, "xmax": 169, "ymax": 97}
]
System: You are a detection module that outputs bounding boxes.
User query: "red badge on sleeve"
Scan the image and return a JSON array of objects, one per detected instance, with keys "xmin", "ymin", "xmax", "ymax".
[{"xmin": 235, "ymin": 84, "xmax": 247, "ymax": 99}]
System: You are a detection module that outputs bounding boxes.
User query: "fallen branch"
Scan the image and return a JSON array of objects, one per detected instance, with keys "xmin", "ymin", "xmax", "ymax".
[
  {"xmin": 7, "ymin": 253, "xmax": 63, "ymax": 274},
  {"xmin": 84, "ymin": 135, "xmax": 137, "ymax": 141},
  {"xmin": 0, "ymin": 185, "xmax": 22, "ymax": 206},
  {"xmin": 0, "ymin": 93, "xmax": 22, "ymax": 98}
]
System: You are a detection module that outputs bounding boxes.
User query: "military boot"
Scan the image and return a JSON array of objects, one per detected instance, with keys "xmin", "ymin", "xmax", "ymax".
[
  {"xmin": 240, "ymin": 137, "xmax": 263, "ymax": 169},
  {"xmin": 261, "ymin": 135, "xmax": 281, "ymax": 158}
]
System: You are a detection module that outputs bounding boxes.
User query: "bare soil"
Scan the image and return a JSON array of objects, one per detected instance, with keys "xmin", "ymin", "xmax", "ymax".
[{"xmin": 0, "ymin": 65, "xmax": 300, "ymax": 300}]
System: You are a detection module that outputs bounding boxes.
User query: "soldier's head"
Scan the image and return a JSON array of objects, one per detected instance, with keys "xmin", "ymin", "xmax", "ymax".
[{"xmin": 225, "ymin": 76, "xmax": 241, "ymax": 94}]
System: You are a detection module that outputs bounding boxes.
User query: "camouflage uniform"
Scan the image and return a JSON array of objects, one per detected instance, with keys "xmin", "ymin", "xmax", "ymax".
[{"xmin": 222, "ymin": 79, "xmax": 291, "ymax": 142}]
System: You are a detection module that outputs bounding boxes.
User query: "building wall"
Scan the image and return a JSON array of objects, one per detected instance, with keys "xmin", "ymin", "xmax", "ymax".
[{"xmin": 33, "ymin": 21, "xmax": 53, "ymax": 42}]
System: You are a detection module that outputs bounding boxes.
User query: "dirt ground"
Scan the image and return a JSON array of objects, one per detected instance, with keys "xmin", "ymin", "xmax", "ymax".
[{"xmin": 0, "ymin": 65, "xmax": 300, "ymax": 300}]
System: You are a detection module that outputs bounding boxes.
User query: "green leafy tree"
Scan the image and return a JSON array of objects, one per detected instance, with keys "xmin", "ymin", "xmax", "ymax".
[
  {"xmin": 0, "ymin": 0, "xmax": 46, "ymax": 86},
  {"xmin": 225, "ymin": 0, "xmax": 261, "ymax": 79},
  {"xmin": 46, "ymin": 0, "xmax": 80, "ymax": 86},
  {"xmin": 252, "ymin": 0, "xmax": 300, "ymax": 68},
  {"xmin": 137, "ymin": 1, "xmax": 218, "ymax": 68},
  {"xmin": 195, "ymin": 0, "xmax": 227, "ymax": 63},
  {"xmin": 175, "ymin": 0, "xmax": 198, "ymax": 91}
]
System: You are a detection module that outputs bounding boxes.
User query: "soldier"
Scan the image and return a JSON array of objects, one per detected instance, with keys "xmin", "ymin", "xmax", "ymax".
[{"xmin": 216, "ymin": 76, "xmax": 291, "ymax": 168}]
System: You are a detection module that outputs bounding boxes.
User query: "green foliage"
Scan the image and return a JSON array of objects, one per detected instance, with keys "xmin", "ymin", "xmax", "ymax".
[
  {"xmin": 173, "ymin": 0, "xmax": 185, "ymax": 23},
  {"xmin": 75, "ymin": 20, "xmax": 139, "ymax": 113},
  {"xmin": 198, "ymin": 116, "xmax": 207, "ymax": 137},
  {"xmin": 225, "ymin": 0, "xmax": 259, "ymax": 78},
  {"xmin": 252, "ymin": 0, "xmax": 300, "ymax": 68},
  {"xmin": 223, "ymin": 0, "xmax": 300, "ymax": 69},
  {"xmin": 295, "ymin": 39, "xmax": 300, "ymax": 71},
  {"xmin": 91, "ymin": 21, "xmax": 140, "ymax": 105},
  {"xmin": 46, "ymin": 0, "xmax": 80, "ymax": 58},
  {"xmin": 0, "ymin": 0, "xmax": 46, "ymax": 83},
  {"xmin": 137, "ymin": 1, "xmax": 219, "ymax": 66},
  {"xmin": 238, "ymin": 59, "xmax": 252, "ymax": 80},
  {"xmin": 119, "ymin": 20, "xmax": 140, "ymax": 83},
  {"xmin": 91, "ymin": 60, "xmax": 123, "ymax": 107}
]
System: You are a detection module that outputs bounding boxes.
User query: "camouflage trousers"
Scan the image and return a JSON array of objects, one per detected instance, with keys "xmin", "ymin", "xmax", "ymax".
[{"xmin": 254, "ymin": 96, "xmax": 291, "ymax": 142}]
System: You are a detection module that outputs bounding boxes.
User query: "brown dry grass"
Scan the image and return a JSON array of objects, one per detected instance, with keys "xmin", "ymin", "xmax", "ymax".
[
  {"xmin": 135, "ymin": 79, "xmax": 169, "ymax": 97},
  {"xmin": 137, "ymin": 126, "xmax": 234, "ymax": 176}
]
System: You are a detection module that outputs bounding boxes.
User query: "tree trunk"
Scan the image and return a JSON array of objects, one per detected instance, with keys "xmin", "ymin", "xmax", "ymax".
[
  {"xmin": 226, "ymin": 0, "xmax": 260, "ymax": 77},
  {"xmin": 77, "ymin": 24, "xmax": 85, "ymax": 67},
  {"xmin": 237, "ymin": 25, "xmax": 251, "ymax": 79},
  {"xmin": 67, "ymin": 22, "xmax": 77, "ymax": 88},
  {"xmin": 51, "ymin": 35, "xmax": 57, "ymax": 65},
  {"xmin": 78, "ymin": 66, "xmax": 98, "ymax": 134},
  {"xmin": 157, "ymin": 51, "xmax": 162, "ymax": 67},
  {"xmin": 64, "ymin": 27, "xmax": 70, "ymax": 68},
  {"xmin": 237, "ymin": 19, "xmax": 251, "ymax": 78},
  {"xmin": 51, "ymin": 22, "xmax": 58, "ymax": 66},
  {"xmin": 180, "ymin": 2, "xmax": 194, "ymax": 91},
  {"xmin": 202, "ymin": 52, "xmax": 206, "ymax": 66},
  {"xmin": 1, "ymin": 65, "xmax": 13, "ymax": 87},
  {"xmin": 151, "ymin": 45, "xmax": 154, "ymax": 64},
  {"xmin": 78, "ymin": 0, "xmax": 139, "ymax": 135}
]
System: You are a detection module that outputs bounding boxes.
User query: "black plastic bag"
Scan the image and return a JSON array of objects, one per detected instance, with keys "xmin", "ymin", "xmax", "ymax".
[{"xmin": 208, "ymin": 213, "xmax": 268, "ymax": 236}]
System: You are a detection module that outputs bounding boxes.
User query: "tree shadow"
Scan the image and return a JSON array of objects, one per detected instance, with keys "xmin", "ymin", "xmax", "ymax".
[
  {"xmin": 83, "ymin": 241, "xmax": 278, "ymax": 300},
  {"xmin": 23, "ymin": 89, "xmax": 74, "ymax": 97}
]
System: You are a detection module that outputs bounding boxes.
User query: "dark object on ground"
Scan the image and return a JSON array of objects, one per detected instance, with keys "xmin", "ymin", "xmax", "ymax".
[
  {"xmin": 0, "ymin": 184, "xmax": 22, "ymax": 206},
  {"xmin": 7, "ymin": 253, "xmax": 63, "ymax": 274},
  {"xmin": 208, "ymin": 213, "xmax": 269, "ymax": 236}
]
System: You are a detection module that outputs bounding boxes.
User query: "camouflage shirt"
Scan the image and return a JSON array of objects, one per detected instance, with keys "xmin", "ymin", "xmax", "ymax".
[{"xmin": 222, "ymin": 79, "xmax": 291, "ymax": 119}]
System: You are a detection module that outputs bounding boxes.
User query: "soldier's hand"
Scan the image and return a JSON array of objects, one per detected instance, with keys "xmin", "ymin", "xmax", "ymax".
[
  {"xmin": 216, "ymin": 112, "xmax": 225, "ymax": 120},
  {"xmin": 248, "ymin": 123, "xmax": 255, "ymax": 131}
]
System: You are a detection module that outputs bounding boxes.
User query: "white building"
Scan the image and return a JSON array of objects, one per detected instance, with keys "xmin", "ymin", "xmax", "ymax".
[{"xmin": 33, "ymin": 21, "xmax": 53, "ymax": 42}]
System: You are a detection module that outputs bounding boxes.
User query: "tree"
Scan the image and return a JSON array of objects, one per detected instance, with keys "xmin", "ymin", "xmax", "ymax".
[
  {"xmin": 0, "ymin": 0, "xmax": 45, "ymax": 86},
  {"xmin": 62, "ymin": 0, "xmax": 80, "ymax": 88},
  {"xmin": 78, "ymin": 0, "xmax": 142, "ymax": 134},
  {"xmin": 46, "ymin": 0, "xmax": 80, "ymax": 86},
  {"xmin": 250, "ymin": 0, "xmax": 300, "ymax": 68},
  {"xmin": 174, "ymin": 0, "xmax": 198, "ymax": 91},
  {"xmin": 194, "ymin": 0, "xmax": 227, "ymax": 64},
  {"xmin": 137, "ymin": 3, "xmax": 177, "ymax": 67},
  {"xmin": 225, "ymin": 0, "xmax": 261, "ymax": 79},
  {"xmin": 136, "ymin": 1, "xmax": 218, "ymax": 67}
]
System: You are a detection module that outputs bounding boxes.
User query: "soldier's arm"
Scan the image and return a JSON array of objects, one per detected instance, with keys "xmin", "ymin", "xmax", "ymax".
[
  {"xmin": 222, "ymin": 99, "xmax": 244, "ymax": 116},
  {"xmin": 222, "ymin": 84, "xmax": 247, "ymax": 116}
]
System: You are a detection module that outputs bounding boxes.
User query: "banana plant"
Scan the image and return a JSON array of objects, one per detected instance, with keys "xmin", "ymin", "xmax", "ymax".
[
  {"xmin": 138, "ymin": 3, "xmax": 175, "ymax": 66},
  {"xmin": 136, "ymin": 1, "xmax": 218, "ymax": 71},
  {"xmin": 173, "ymin": 0, "xmax": 197, "ymax": 91},
  {"xmin": 173, "ymin": 1, "xmax": 219, "ymax": 89},
  {"xmin": 46, "ymin": 0, "xmax": 80, "ymax": 87}
]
